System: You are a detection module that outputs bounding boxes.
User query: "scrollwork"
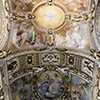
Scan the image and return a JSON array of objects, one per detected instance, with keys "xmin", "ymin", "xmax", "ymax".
[{"xmin": 0, "ymin": 49, "xmax": 11, "ymax": 58}]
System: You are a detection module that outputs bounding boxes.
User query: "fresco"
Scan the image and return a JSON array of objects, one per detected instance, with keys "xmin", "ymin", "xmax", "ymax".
[
  {"xmin": 33, "ymin": 1, "xmax": 66, "ymax": 31},
  {"xmin": 12, "ymin": 21, "xmax": 36, "ymax": 48},
  {"xmin": 9, "ymin": 0, "xmax": 90, "ymax": 12},
  {"xmin": 12, "ymin": 21, "xmax": 45, "ymax": 48},
  {"xmin": 55, "ymin": 22, "xmax": 89, "ymax": 49},
  {"xmin": 12, "ymin": 21, "xmax": 89, "ymax": 49},
  {"xmin": 11, "ymin": 74, "xmax": 33, "ymax": 100},
  {"xmin": 71, "ymin": 75, "xmax": 92, "ymax": 100},
  {"xmin": 34, "ymin": 34, "xmax": 46, "ymax": 46},
  {"xmin": 10, "ymin": 0, "xmax": 37, "ymax": 12},
  {"xmin": 8, "ymin": 0, "xmax": 91, "ymax": 50},
  {"xmin": 37, "ymin": 71, "xmax": 65, "ymax": 99},
  {"xmin": 58, "ymin": 0, "xmax": 90, "ymax": 12}
]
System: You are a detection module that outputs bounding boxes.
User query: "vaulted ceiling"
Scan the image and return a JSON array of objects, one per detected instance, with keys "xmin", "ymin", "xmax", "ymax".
[{"xmin": 0, "ymin": 0, "xmax": 100, "ymax": 100}]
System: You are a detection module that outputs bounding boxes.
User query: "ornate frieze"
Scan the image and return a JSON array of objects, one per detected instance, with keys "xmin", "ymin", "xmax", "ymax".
[{"xmin": 0, "ymin": 49, "xmax": 99, "ymax": 100}]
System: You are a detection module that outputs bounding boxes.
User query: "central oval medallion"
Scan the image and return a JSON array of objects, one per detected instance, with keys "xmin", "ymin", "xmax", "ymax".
[{"xmin": 33, "ymin": 1, "xmax": 67, "ymax": 32}]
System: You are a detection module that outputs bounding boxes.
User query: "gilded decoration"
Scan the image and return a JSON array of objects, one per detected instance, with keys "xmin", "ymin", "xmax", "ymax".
[{"xmin": 0, "ymin": 0, "xmax": 100, "ymax": 100}]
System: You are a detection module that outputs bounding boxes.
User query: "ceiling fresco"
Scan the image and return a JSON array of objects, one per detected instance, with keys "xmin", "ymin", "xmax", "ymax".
[
  {"xmin": 0, "ymin": 0, "xmax": 100, "ymax": 100},
  {"xmin": 0, "ymin": 0, "xmax": 93, "ymax": 50},
  {"xmin": 10, "ymin": 0, "xmax": 91, "ymax": 12}
]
